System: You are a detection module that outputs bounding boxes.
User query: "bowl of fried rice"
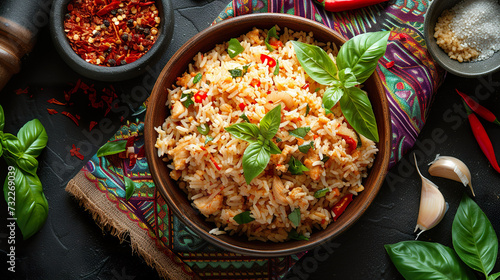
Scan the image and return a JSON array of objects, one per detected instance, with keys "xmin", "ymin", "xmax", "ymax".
[{"xmin": 145, "ymin": 13, "xmax": 391, "ymax": 256}]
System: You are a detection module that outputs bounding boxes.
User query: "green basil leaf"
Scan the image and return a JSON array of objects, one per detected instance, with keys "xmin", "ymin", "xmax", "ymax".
[
  {"xmin": 181, "ymin": 92, "xmax": 194, "ymax": 108},
  {"xmin": 193, "ymin": 73, "xmax": 202, "ymax": 84},
  {"xmin": 17, "ymin": 154, "xmax": 39, "ymax": 176},
  {"xmin": 298, "ymin": 141, "xmax": 314, "ymax": 153},
  {"xmin": 197, "ymin": 123, "xmax": 210, "ymax": 135},
  {"xmin": 265, "ymin": 26, "xmax": 279, "ymax": 52},
  {"xmin": 240, "ymin": 113, "xmax": 250, "ymax": 123},
  {"xmin": 314, "ymin": 188, "xmax": 329, "ymax": 198},
  {"xmin": 269, "ymin": 141, "xmax": 281, "ymax": 155},
  {"xmin": 288, "ymin": 127, "xmax": 311, "ymax": 139},
  {"xmin": 338, "ymin": 68, "xmax": 360, "ymax": 88},
  {"xmin": 123, "ymin": 176, "xmax": 135, "ymax": 201},
  {"xmin": 204, "ymin": 135, "xmax": 214, "ymax": 146},
  {"xmin": 3, "ymin": 167, "xmax": 48, "ymax": 240},
  {"xmin": 488, "ymin": 272, "xmax": 500, "ymax": 280},
  {"xmin": 288, "ymin": 156, "xmax": 309, "ymax": 175},
  {"xmin": 96, "ymin": 140, "xmax": 127, "ymax": 157},
  {"xmin": 275, "ymin": 137, "xmax": 282, "ymax": 143},
  {"xmin": 288, "ymin": 229, "xmax": 309, "ymax": 241},
  {"xmin": 274, "ymin": 59, "xmax": 279, "ymax": 75},
  {"xmin": 0, "ymin": 144, "xmax": 3, "ymax": 157},
  {"xmin": 291, "ymin": 41, "xmax": 338, "ymax": 85},
  {"xmin": 315, "ymin": 87, "xmax": 320, "ymax": 92},
  {"xmin": 452, "ymin": 194, "xmax": 498, "ymax": 276},
  {"xmin": 243, "ymin": 64, "xmax": 250, "ymax": 74},
  {"xmin": 324, "ymin": 106, "xmax": 333, "ymax": 115},
  {"xmin": 1, "ymin": 133, "xmax": 23, "ymax": 158},
  {"xmin": 0, "ymin": 105, "xmax": 4, "ymax": 132},
  {"xmin": 323, "ymin": 86, "xmax": 344, "ymax": 111},
  {"xmin": 233, "ymin": 211, "xmax": 255, "ymax": 224},
  {"xmin": 337, "ymin": 31, "xmax": 390, "ymax": 83},
  {"xmin": 260, "ymin": 104, "xmax": 282, "ymax": 140},
  {"xmin": 340, "ymin": 87, "xmax": 378, "ymax": 142},
  {"xmin": 288, "ymin": 208, "xmax": 301, "ymax": 227},
  {"xmin": 242, "ymin": 142, "xmax": 270, "ymax": 184},
  {"xmin": 305, "ymin": 104, "xmax": 310, "ymax": 116},
  {"xmin": 228, "ymin": 38, "xmax": 244, "ymax": 58},
  {"xmin": 321, "ymin": 155, "xmax": 330, "ymax": 163},
  {"xmin": 385, "ymin": 241, "xmax": 477, "ymax": 280},
  {"xmin": 225, "ymin": 123, "xmax": 260, "ymax": 143},
  {"xmin": 229, "ymin": 68, "xmax": 243, "ymax": 78}
]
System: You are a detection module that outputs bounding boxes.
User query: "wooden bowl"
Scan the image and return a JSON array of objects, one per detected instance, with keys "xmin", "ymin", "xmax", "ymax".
[{"xmin": 145, "ymin": 13, "xmax": 391, "ymax": 257}]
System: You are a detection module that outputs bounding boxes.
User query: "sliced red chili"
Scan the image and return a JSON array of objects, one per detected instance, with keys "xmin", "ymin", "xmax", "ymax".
[
  {"xmin": 332, "ymin": 194, "xmax": 353, "ymax": 221},
  {"xmin": 301, "ymin": 83, "xmax": 310, "ymax": 90},
  {"xmin": 194, "ymin": 90, "xmax": 208, "ymax": 103},
  {"xmin": 260, "ymin": 54, "xmax": 276, "ymax": 67},
  {"xmin": 250, "ymin": 78, "xmax": 261, "ymax": 87},
  {"xmin": 269, "ymin": 37, "xmax": 283, "ymax": 49},
  {"xmin": 239, "ymin": 102, "xmax": 246, "ymax": 110}
]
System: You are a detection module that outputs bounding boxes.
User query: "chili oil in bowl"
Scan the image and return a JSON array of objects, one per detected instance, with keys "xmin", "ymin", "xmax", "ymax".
[
  {"xmin": 144, "ymin": 13, "xmax": 392, "ymax": 257},
  {"xmin": 50, "ymin": 0, "xmax": 174, "ymax": 81}
]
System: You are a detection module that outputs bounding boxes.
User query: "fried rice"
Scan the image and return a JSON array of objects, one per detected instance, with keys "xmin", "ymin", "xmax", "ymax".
[{"xmin": 154, "ymin": 26, "xmax": 377, "ymax": 242}]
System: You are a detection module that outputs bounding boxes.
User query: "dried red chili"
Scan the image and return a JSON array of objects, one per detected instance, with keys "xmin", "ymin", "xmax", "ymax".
[
  {"xmin": 15, "ymin": 87, "xmax": 29, "ymax": 95},
  {"xmin": 62, "ymin": 111, "xmax": 80, "ymax": 126},
  {"xmin": 457, "ymin": 89, "xmax": 500, "ymax": 126},
  {"xmin": 64, "ymin": 0, "xmax": 160, "ymax": 67},
  {"xmin": 47, "ymin": 98, "xmax": 67, "ymax": 106},
  {"xmin": 47, "ymin": 109, "xmax": 58, "ymax": 115},
  {"xmin": 70, "ymin": 144, "xmax": 84, "ymax": 160},
  {"xmin": 89, "ymin": 121, "xmax": 98, "ymax": 131}
]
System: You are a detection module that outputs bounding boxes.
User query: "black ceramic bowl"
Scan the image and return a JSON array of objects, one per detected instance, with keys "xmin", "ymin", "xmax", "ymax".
[
  {"xmin": 50, "ymin": 0, "xmax": 174, "ymax": 82},
  {"xmin": 424, "ymin": 0, "xmax": 500, "ymax": 77}
]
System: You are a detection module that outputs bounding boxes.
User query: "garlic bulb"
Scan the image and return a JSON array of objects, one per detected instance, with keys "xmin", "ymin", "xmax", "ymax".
[
  {"xmin": 428, "ymin": 155, "xmax": 475, "ymax": 197},
  {"xmin": 414, "ymin": 154, "xmax": 448, "ymax": 239}
]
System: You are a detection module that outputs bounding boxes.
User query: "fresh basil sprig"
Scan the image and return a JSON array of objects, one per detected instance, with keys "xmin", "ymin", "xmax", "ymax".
[
  {"xmin": 96, "ymin": 139, "xmax": 127, "ymax": 157},
  {"xmin": 225, "ymin": 105, "xmax": 282, "ymax": 184},
  {"xmin": 291, "ymin": 31, "xmax": 390, "ymax": 142},
  {"xmin": 0, "ymin": 107, "xmax": 49, "ymax": 240},
  {"xmin": 288, "ymin": 156, "xmax": 309, "ymax": 175}
]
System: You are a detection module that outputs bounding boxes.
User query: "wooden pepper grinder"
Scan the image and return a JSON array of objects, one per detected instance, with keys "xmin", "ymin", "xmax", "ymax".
[{"xmin": 0, "ymin": 0, "xmax": 52, "ymax": 91}]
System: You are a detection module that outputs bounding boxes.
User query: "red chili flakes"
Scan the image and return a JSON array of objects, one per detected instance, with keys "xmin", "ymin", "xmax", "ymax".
[
  {"xmin": 89, "ymin": 121, "xmax": 98, "ymax": 131},
  {"xmin": 47, "ymin": 98, "xmax": 67, "ymax": 106},
  {"xmin": 47, "ymin": 109, "xmax": 58, "ymax": 115},
  {"xmin": 15, "ymin": 87, "xmax": 29, "ymax": 95},
  {"xmin": 70, "ymin": 144, "xmax": 84, "ymax": 160},
  {"xmin": 386, "ymin": 61, "xmax": 395, "ymax": 68},
  {"xmin": 239, "ymin": 102, "xmax": 246, "ymax": 110},
  {"xmin": 301, "ymin": 83, "xmax": 310, "ymax": 90},
  {"xmin": 62, "ymin": 111, "xmax": 80, "ymax": 126}
]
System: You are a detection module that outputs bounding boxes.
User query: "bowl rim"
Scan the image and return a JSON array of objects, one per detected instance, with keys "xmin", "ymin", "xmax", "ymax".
[
  {"xmin": 49, "ymin": 0, "xmax": 174, "ymax": 81},
  {"xmin": 145, "ymin": 13, "xmax": 391, "ymax": 256}
]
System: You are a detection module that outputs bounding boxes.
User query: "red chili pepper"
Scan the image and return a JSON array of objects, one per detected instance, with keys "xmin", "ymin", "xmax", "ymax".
[
  {"xmin": 70, "ymin": 144, "xmax": 84, "ymax": 160},
  {"xmin": 320, "ymin": 0, "xmax": 388, "ymax": 12},
  {"xmin": 47, "ymin": 109, "xmax": 58, "ymax": 115},
  {"xmin": 301, "ymin": 83, "xmax": 310, "ymax": 90},
  {"xmin": 269, "ymin": 37, "xmax": 283, "ymax": 49},
  {"xmin": 386, "ymin": 61, "xmax": 395, "ymax": 68},
  {"xmin": 250, "ymin": 78, "xmax": 261, "ymax": 87},
  {"xmin": 62, "ymin": 111, "xmax": 80, "ymax": 126},
  {"xmin": 463, "ymin": 101, "xmax": 500, "ymax": 173},
  {"xmin": 457, "ymin": 89, "xmax": 500, "ymax": 126},
  {"xmin": 47, "ymin": 98, "xmax": 67, "ymax": 106},
  {"xmin": 239, "ymin": 102, "xmax": 246, "ymax": 110},
  {"xmin": 194, "ymin": 90, "xmax": 208, "ymax": 103},
  {"xmin": 15, "ymin": 87, "xmax": 29, "ymax": 95},
  {"xmin": 260, "ymin": 54, "xmax": 276, "ymax": 67},
  {"xmin": 96, "ymin": 1, "xmax": 121, "ymax": 16},
  {"xmin": 332, "ymin": 194, "xmax": 353, "ymax": 221},
  {"xmin": 89, "ymin": 121, "xmax": 98, "ymax": 131},
  {"xmin": 138, "ymin": 1, "xmax": 155, "ymax": 6}
]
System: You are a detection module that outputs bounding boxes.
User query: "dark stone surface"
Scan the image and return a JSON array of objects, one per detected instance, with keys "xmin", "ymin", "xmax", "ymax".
[{"xmin": 0, "ymin": 0, "xmax": 499, "ymax": 279}]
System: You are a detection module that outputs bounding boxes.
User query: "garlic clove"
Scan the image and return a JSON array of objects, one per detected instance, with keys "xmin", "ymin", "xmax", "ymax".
[
  {"xmin": 428, "ymin": 155, "xmax": 475, "ymax": 197},
  {"xmin": 414, "ymin": 154, "xmax": 447, "ymax": 239}
]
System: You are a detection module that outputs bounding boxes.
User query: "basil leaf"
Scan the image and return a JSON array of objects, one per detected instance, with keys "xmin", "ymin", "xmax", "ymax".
[
  {"xmin": 385, "ymin": 241, "xmax": 477, "ymax": 280},
  {"xmin": 0, "ymin": 105, "xmax": 4, "ymax": 132},
  {"xmin": 123, "ymin": 176, "xmax": 135, "ymax": 201},
  {"xmin": 288, "ymin": 156, "xmax": 309, "ymax": 175},
  {"xmin": 340, "ymin": 87, "xmax": 378, "ymax": 142},
  {"xmin": 315, "ymin": 87, "xmax": 320, "ymax": 92},
  {"xmin": 265, "ymin": 26, "xmax": 279, "ymax": 52},
  {"xmin": 1, "ymin": 133, "xmax": 23, "ymax": 158},
  {"xmin": 305, "ymin": 104, "xmax": 310, "ymax": 117},
  {"xmin": 338, "ymin": 68, "xmax": 360, "ymax": 88},
  {"xmin": 324, "ymin": 107, "xmax": 333, "ymax": 115},
  {"xmin": 181, "ymin": 92, "xmax": 194, "ymax": 108},
  {"xmin": 288, "ymin": 127, "xmax": 311, "ymax": 139},
  {"xmin": 229, "ymin": 68, "xmax": 243, "ymax": 78},
  {"xmin": 291, "ymin": 41, "xmax": 338, "ymax": 85},
  {"xmin": 323, "ymin": 86, "xmax": 344, "ymax": 111},
  {"xmin": 242, "ymin": 142, "xmax": 271, "ymax": 184},
  {"xmin": 3, "ymin": 167, "xmax": 48, "ymax": 240},
  {"xmin": 274, "ymin": 59, "xmax": 279, "ymax": 75},
  {"xmin": 321, "ymin": 155, "xmax": 330, "ymax": 163},
  {"xmin": 337, "ymin": 31, "xmax": 390, "ymax": 83},
  {"xmin": 269, "ymin": 141, "xmax": 281, "ymax": 155},
  {"xmin": 260, "ymin": 104, "xmax": 282, "ymax": 140},
  {"xmin": 204, "ymin": 135, "xmax": 214, "ymax": 145},
  {"xmin": 96, "ymin": 140, "xmax": 127, "ymax": 157},
  {"xmin": 197, "ymin": 123, "xmax": 210, "ymax": 135},
  {"xmin": 288, "ymin": 208, "xmax": 301, "ymax": 227},
  {"xmin": 228, "ymin": 38, "xmax": 244, "ymax": 58},
  {"xmin": 240, "ymin": 113, "xmax": 250, "ymax": 123},
  {"xmin": 453, "ymin": 194, "xmax": 498, "ymax": 276},
  {"xmin": 233, "ymin": 211, "xmax": 255, "ymax": 224},
  {"xmin": 225, "ymin": 123, "xmax": 260, "ymax": 143},
  {"xmin": 298, "ymin": 142, "xmax": 314, "ymax": 153},
  {"xmin": 288, "ymin": 229, "xmax": 309, "ymax": 241},
  {"xmin": 488, "ymin": 272, "xmax": 500, "ymax": 280},
  {"xmin": 243, "ymin": 64, "xmax": 250, "ymax": 73},
  {"xmin": 193, "ymin": 73, "xmax": 202, "ymax": 84},
  {"xmin": 17, "ymin": 154, "xmax": 39, "ymax": 176},
  {"xmin": 275, "ymin": 137, "xmax": 282, "ymax": 143},
  {"xmin": 314, "ymin": 188, "xmax": 329, "ymax": 198},
  {"xmin": 17, "ymin": 119, "xmax": 49, "ymax": 157}
]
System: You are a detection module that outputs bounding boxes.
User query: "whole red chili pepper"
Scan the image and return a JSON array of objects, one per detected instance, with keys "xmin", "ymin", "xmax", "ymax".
[
  {"xmin": 316, "ymin": 0, "xmax": 388, "ymax": 12},
  {"xmin": 463, "ymin": 100, "xmax": 500, "ymax": 173},
  {"xmin": 456, "ymin": 89, "xmax": 500, "ymax": 126},
  {"xmin": 332, "ymin": 193, "xmax": 353, "ymax": 221}
]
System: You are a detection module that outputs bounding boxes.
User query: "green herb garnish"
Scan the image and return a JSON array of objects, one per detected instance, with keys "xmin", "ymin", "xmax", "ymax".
[
  {"xmin": 233, "ymin": 211, "xmax": 255, "ymax": 224},
  {"xmin": 204, "ymin": 135, "xmax": 214, "ymax": 146},
  {"xmin": 193, "ymin": 73, "xmax": 202, "ymax": 84},
  {"xmin": 197, "ymin": 123, "xmax": 210, "ymax": 135},
  {"xmin": 265, "ymin": 26, "xmax": 280, "ymax": 52},
  {"xmin": 298, "ymin": 141, "xmax": 314, "ymax": 153},
  {"xmin": 321, "ymin": 155, "xmax": 330, "ymax": 163},
  {"xmin": 288, "ymin": 208, "xmax": 301, "ymax": 227},
  {"xmin": 181, "ymin": 91, "xmax": 194, "ymax": 108},
  {"xmin": 229, "ymin": 64, "xmax": 250, "ymax": 78},
  {"xmin": 289, "ymin": 127, "xmax": 311, "ymax": 139},
  {"xmin": 314, "ymin": 188, "xmax": 329, "ymax": 198},
  {"xmin": 288, "ymin": 229, "xmax": 309, "ymax": 241},
  {"xmin": 96, "ymin": 139, "xmax": 127, "ymax": 157},
  {"xmin": 305, "ymin": 104, "xmax": 310, "ymax": 116},
  {"xmin": 275, "ymin": 137, "xmax": 282, "ymax": 143},
  {"xmin": 274, "ymin": 59, "xmax": 279, "ymax": 75},
  {"xmin": 288, "ymin": 156, "xmax": 309, "ymax": 175},
  {"xmin": 240, "ymin": 113, "xmax": 250, "ymax": 123},
  {"xmin": 228, "ymin": 38, "xmax": 244, "ymax": 58}
]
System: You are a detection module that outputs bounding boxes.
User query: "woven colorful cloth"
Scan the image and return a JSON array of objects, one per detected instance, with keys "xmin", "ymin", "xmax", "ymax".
[{"xmin": 66, "ymin": 1, "xmax": 444, "ymax": 279}]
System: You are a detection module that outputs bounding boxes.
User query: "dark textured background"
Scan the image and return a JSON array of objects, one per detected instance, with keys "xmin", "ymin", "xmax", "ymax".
[{"xmin": 1, "ymin": 0, "xmax": 499, "ymax": 279}]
